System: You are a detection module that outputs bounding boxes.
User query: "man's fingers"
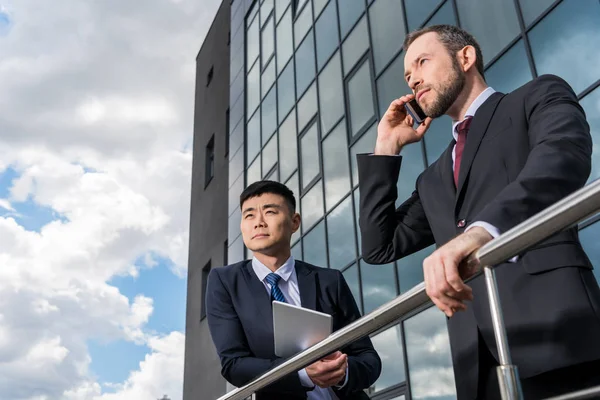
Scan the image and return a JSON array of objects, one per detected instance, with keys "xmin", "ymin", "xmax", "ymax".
[{"xmin": 443, "ymin": 255, "xmax": 473, "ymax": 300}]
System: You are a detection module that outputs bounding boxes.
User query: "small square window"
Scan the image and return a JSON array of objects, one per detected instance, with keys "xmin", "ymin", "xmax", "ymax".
[
  {"xmin": 205, "ymin": 135, "xmax": 215, "ymax": 187},
  {"xmin": 200, "ymin": 260, "xmax": 212, "ymax": 320},
  {"xmin": 206, "ymin": 66, "xmax": 214, "ymax": 86}
]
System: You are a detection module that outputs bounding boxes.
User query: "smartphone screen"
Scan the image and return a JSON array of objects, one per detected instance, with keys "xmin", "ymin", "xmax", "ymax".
[{"xmin": 405, "ymin": 99, "xmax": 427, "ymax": 125}]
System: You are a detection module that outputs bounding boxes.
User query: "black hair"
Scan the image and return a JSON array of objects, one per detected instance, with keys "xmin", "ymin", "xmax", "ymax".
[{"xmin": 239, "ymin": 180, "xmax": 296, "ymax": 213}]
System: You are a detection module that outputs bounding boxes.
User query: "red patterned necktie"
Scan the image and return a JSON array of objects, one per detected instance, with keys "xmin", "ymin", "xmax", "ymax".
[{"xmin": 454, "ymin": 116, "xmax": 473, "ymax": 187}]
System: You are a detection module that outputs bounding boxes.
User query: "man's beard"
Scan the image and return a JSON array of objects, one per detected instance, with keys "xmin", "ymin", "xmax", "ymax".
[{"xmin": 423, "ymin": 58, "xmax": 466, "ymax": 118}]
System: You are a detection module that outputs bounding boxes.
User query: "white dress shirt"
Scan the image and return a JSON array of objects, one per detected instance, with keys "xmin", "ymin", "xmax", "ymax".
[{"xmin": 252, "ymin": 256, "xmax": 349, "ymax": 400}]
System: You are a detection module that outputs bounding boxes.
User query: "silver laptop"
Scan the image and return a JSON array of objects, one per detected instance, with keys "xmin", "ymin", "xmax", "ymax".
[{"xmin": 272, "ymin": 301, "xmax": 332, "ymax": 358}]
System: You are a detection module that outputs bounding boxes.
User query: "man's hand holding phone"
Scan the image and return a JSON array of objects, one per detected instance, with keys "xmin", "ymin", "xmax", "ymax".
[{"xmin": 374, "ymin": 94, "xmax": 432, "ymax": 156}]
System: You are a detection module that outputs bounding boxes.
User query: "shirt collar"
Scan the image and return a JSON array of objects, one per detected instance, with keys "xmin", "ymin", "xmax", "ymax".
[
  {"xmin": 252, "ymin": 255, "xmax": 296, "ymax": 283},
  {"xmin": 452, "ymin": 86, "xmax": 496, "ymax": 141}
]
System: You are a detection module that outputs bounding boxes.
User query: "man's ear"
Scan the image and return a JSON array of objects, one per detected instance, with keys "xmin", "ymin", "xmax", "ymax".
[
  {"xmin": 458, "ymin": 45, "xmax": 477, "ymax": 73},
  {"xmin": 291, "ymin": 212, "xmax": 301, "ymax": 234}
]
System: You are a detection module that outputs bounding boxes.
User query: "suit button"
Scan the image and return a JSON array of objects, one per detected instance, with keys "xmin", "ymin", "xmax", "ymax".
[{"xmin": 457, "ymin": 219, "xmax": 466, "ymax": 228}]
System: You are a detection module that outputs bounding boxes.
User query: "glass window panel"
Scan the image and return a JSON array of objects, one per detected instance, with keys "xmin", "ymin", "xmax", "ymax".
[
  {"xmin": 247, "ymin": 111, "xmax": 261, "ymax": 165},
  {"xmin": 456, "ymin": 0, "xmax": 520, "ymax": 64},
  {"xmin": 303, "ymin": 221, "xmax": 328, "ymax": 268},
  {"xmin": 264, "ymin": 165, "xmax": 279, "ymax": 181},
  {"xmin": 376, "ymin": 53, "xmax": 410, "ymax": 119},
  {"xmin": 348, "ymin": 60, "xmax": 375, "ymax": 137},
  {"xmin": 319, "ymin": 52, "xmax": 345, "ymax": 134},
  {"xmin": 396, "ymin": 142, "xmax": 425, "ymax": 208},
  {"xmin": 276, "ymin": 8, "xmax": 294, "ymax": 74},
  {"xmin": 528, "ymin": 0, "xmax": 600, "ymax": 94},
  {"xmin": 423, "ymin": 115, "xmax": 452, "ymax": 164},
  {"xmin": 286, "ymin": 172, "xmax": 302, "ymax": 244},
  {"xmin": 579, "ymin": 222, "xmax": 600, "ymax": 283},
  {"xmin": 300, "ymin": 123, "xmax": 320, "ymax": 190},
  {"xmin": 228, "ymin": 208, "xmax": 242, "ymax": 247},
  {"xmin": 295, "ymin": 31, "xmax": 317, "ymax": 98},
  {"xmin": 261, "ymin": 16, "xmax": 275, "ymax": 68},
  {"xmin": 342, "ymin": 263, "xmax": 361, "ymax": 312},
  {"xmin": 260, "ymin": 0, "xmax": 274, "ymax": 26},
  {"xmin": 338, "ymin": 0, "xmax": 365, "ymax": 39},
  {"xmin": 327, "ymin": 196, "xmax": 356, "ymax": 269},
  {"xmin": 353, "ymin": 189, "xmax": 362, "ymax": 256},
  {"xmin": 298, "ymin": 82, "xmax": 318, "ymax": 133},
  {"xmin": 261, "ymin": 58, "xmax": 276, "ymax": 98},
  {"xmin": 342, "ymin": 16, "xmax": 369, "ymax": 76},
  {"xmin": 297, "ymin": 0, "xmax": 310, "ymax": 12},
  {"xmin": 294, "ymin": 0, "xmax": 313, "ymax": 48},
  {"xmin": 230, "ymin": 117, "xmax": 244, "ymax": 157},
  {"xmin": 247, "ymin": 15, "xmax": 260, "ymax": 71},
  {"xmin": 247, "ymin": 62, "xmax": 261, "ymax": 118},
  {"xmin": 291, "ymin": 238, "xmax": 303, "ymax": 260},
  {"xmin": 519, "ymin": 0, "xmax": 555, "ymax": 27},
  {"xmin": 398, "ymin": 245, "xmax": 434, "ymax": 293},
  {"xmin": 315, "ymin": 0, "xmax": 339, "ymax": 70},
  {"xmin": 370, "ymin": 325, "xmax": 406, "ymax": 393},
  {"xmin": 247, "ymin": 153, "xmax": 262, "ymax": 186},
  {"xmin": 404, "ymin": 306, "xmax": 457, "ymax": 399},
  {"xmin": 369, "ymin": 0, "xmax": 405, "ymax": 74},
  {"xmin": 230, "ymin": 66, "xmax": 244, "ymax": 106},
  {"xmin": 405, "ymin": 0, "xmax": 444, "ymax": 31},
  {"xmin": 261, "ymin": 86, "xmax": 277, "ymax": 144},
  {"xmin": 580, "ymin": 89, "xmax": 600, "ymax": 183},
  {"xmin": 322, "ymin": 121, "xmax": 351, "ymax": 209},
  {"xmin": 275, "ymin": 0, "xmax": 289, "ymax": 22},
  {"xmin": 485, "ymin": 39, "xmax": 532, "ymax": 94},
  {"xmin": 301, "ymin": 180, "xmax": 324, "ymax": 230},
  {"xmin": 279, "ymin": 111, "xmax": 298, "ymax": 183},
  {"xmin": 313, "ymin": 0, "xmax": 329, "ymax": 19},
  {"xmin": 350, "ymin": 122, "xmax": 377, "ymax": 187},
  {"xmin": 277, "ymin": 60, "xmax": 295, "ymax": 124},
  {"xmin": 228, "ymin": 233, "xmax": 245, "ymax": 264},
  {"xmin": 262, "ymin": 134, "xmax": 278, "ymax": 176},
  {"xmin": 249, "ymin": 2, "xmax": 259, "ymax": 23},
  {"xmin": 229, "ymin": 147, "xmax": 244, "ymax": 189},
  {"xmin": 424, "ymin": 0, "xmax": 456, "ymax": 27},
  {"xmin": 229, "ymin": 173, "xmax": 244, "ymax": 219},
  {"xmin": 360, "ymin": 260, "xmax": 397, "ymax": 314}
]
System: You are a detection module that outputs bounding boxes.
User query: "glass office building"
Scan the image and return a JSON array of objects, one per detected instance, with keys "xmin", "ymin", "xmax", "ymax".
[{"xmin": 224, "ymin": 0, "xmax": 600, "ymax": 398}]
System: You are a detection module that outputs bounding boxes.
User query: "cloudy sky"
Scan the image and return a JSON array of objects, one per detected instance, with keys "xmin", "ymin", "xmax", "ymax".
[{"xmin": 0, "ymin": 0, "xmax": 220, "ymax": 398}]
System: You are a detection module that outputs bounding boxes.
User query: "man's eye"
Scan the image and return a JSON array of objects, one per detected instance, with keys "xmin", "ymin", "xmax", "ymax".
[{"xmin": 420, "ymin": 58, "xmax": 428, "ymax": 65}]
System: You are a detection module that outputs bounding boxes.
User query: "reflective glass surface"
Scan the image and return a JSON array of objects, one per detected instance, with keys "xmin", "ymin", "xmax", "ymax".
[
  {"xmin": 338, "ymin": 0, "xmax": 365, "ymax": 39},
  {"xmin": 341, "ymin": 16, "xmax": 369, "ymax": 76},
  {"xmin": 342, "ymin": 263, "xmax": 362, "ymax": 312},
  {"xmin": 423, "ymin": 115, "xmax": 452, "ymax": 164},
  {"xmin": 315, "ymin": 0, "xmax": 339, "ymax": 70},
  {"xmin": 279, "ymin": 110, "xmax": 298, "ymax": 183},
  {"xmin": 294, "ymin": 0, "xmax": 313, "ymax": 48},
  {"xmin": 424, "ymin": 0, "xmax": 455, "ymax": 27},
  {"xmin": 519, "ymin": 0, "xmax": 556, "ymax": 26},
  {"xmin": 396, "ymin": 142, "xmax": 425, "ymax": 208},
  {"xmin": 350, "ymin": 122, "xmax": 377, "ymax": 187},
  {"xmin": 228, "ymin": 233, "xmax": 245, "ymax": 265},
  {"xmin": 318, "ymin": 52, "xmax": 345, "ymax": 135},
  {"xmin": 303, "ymin": 220, "xmax": 328, "ymax": 268},
  {"xmin": 229, "ymin": 147, "xmax": 244, "ymax": 190},
  {"xmin": 485, "ymin": 39, "xmax": 532, "ymax": 94},
  {"xmin": 313, "ymin": 0, "xmax": 329, "ymax": 20},
  {"xmin": 579, "ymin": 222, "xmax": 600, "ymax": 283},
  {"xmin": 261, "ymin": 86, "xmax": 277, "ymax": 143},
  {"xmin": 297, "ymin": 82, "xmax": 318, "ymax": 133},
  {"xmin": 261, "ymin": 57, "xmax": 276, "ymax": 98},
  {"xmin": 404, "ymin": 306, "xmax": 457, "ymax": 399},
  {"xmin": 326, "ymin": 196, "xmax": 356, "ymax": 269},
  {"xmin": 405, "ymin": 0, "xmax": 444, "ymax": 31},
  {"xmin": 286, "ymin": 172, "xmax": 302, "ymax": 244},
  {"xmin": 360, "ymin": 260, "xmax": 397, "ymax": 314},
  {"xmin": 247, "ymin": 111, "xmax": 261, "ymax": 165},
  {"xmin": 275, "ymin": 0, "xmax": 288, "ymax": 22},
  {"xmin": 277, "ymin": 60, "xmax": 295, "ymax": 124},
  {"xmin": 261, "ymin": 16, "xmax": 275, "ymax": 68},
  {"xmin": 260, "ymin": 0, "xmax": 274, "ymax": 26},
  {"xmin": 369, "ymin": 0, "xmax": 405, "ymax": 74},
  {"xmin": 301, "ymin": 180, "xmax": 324, "ymax": 231},
  {"xmin": 291, "ymin": 238, "xmax": 303, "ymax": 260},
  {"xmin": 398, "ymin": 245, "xmax": 434, "ymax": 293},
  {"xmin": 229, "ymin": 173, "xmax": 244, "ymax": 218},
  {"xmin": 348, "ymin": 60, "xmax": 375, "ymax": 137},
  {"xmin": 262, "ymin": 134, "xmax": 278, "ymax": 176},
  {"xmin": 300, "ymin": 122, "xmax": 320, "ymax": 189},
  {"xmin": 295, "ymin": 31, "xmax": 317, "ymax": 98},
  {"xmin": 580, "ymin": 89, "xmax": 600, "ymax": 183},
  {"xmin": 247, "ymin": 15, "xmax": 260, "ymax": 71},
  {"xmin": 247, "ymin": 154, "xmax": 261, "ymax": 186},
  {"xmin": 353, "ymin": 188, "xmax": 362, "ymax": 256},
  {"xmin": 456, "ymin": 0, "xmax": 520, "ymax": 63},
  {"xmin": 247, "ymin": 61, "xmax": 261, "ymax": 117},
  {"xmin": 370, "ymin": 324, "xmax": 406, "ymax": 392},
  {"xmin": 528, "ymin": 0, "xmax": 600, "ymax": 94},
  {"xmin": 376, "ymin": 53, "xmax": 410, "ymax": 118},
  {"xmin": 322, "ymin": 121, "xmax": 351, "ymax": 210},
  {"xmin": 276, "ymin": 7, "xmax": 294, "ymax": 74},
  {"xmin": 228, "ymin": 208, "xmax": 242, "ymax": 248}
]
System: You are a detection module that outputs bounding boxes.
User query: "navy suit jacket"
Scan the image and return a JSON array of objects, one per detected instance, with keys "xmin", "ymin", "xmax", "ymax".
[{"xmin": 205, "ymin": 259, "xmax": 382, "ymax": 400}]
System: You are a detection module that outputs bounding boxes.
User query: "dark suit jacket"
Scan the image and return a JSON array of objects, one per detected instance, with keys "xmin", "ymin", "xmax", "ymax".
[
  {"xmin": 205, "ymin": 259, "xmax": 382, "ymax": 400},
  {"xmin": 357, "ymin": 74, "xmax": 600, "ymax": 399}
]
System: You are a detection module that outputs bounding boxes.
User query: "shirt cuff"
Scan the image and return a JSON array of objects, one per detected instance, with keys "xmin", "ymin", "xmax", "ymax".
[
  {"xmin": 298, "ymin": 368, "xmax": 314, "ymax": 388},
  {"xmin": 466, "ymin": 221, "xmax": 518, "ymax": 262},
  {"xmin": 334, "ymin": 366, "xmax": 349, "ymax": 389}
]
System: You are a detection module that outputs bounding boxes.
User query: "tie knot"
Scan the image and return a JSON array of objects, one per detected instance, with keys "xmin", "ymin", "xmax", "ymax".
[
  {"xmin": 456, "ymin": 116, "xmax": 473, "ymax": 136},
  {"xmin": 265, "ymin": 273, "xmax": 281, "ymax": 286}
]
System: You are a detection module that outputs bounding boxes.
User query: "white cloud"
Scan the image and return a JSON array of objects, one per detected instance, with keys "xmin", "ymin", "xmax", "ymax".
[{"xmin": 0, "ymin": 0, "xmax": 222, "ymax": 398}]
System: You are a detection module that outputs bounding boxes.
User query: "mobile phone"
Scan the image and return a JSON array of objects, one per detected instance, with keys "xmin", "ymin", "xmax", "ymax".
[{"xmin": 404, "ymin": 98, "xmax": 427, "ymax": 125}]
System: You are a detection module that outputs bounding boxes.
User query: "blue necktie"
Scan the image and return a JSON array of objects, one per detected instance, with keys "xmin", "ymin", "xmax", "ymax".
[{"xmin": 265, "ymin": 273, "xmax": 287, "ymax": 303}]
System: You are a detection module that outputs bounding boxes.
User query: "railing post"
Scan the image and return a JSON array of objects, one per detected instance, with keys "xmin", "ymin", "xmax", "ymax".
[{"xmin": 484, "ymin": 266, "xmax": 524, "ymax": 400}]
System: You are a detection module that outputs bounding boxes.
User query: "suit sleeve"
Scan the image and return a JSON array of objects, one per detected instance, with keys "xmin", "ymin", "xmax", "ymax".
[
  {"xmin": 205, "ymin": 268, "xmax": 309, "ymax": 396},
  {"xmin": 357, "ymin": 153, "xmax": 435, "ymax": 264},
  {"xmin": 473, "ymin": 74, "xmax": 592, "ymax": 235},
  {"xmin": 333, "ymin": 271, "xmax": 382, "ymax": 397}
]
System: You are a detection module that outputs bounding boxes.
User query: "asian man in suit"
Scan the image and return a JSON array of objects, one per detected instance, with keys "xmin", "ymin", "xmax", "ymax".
[
  {"xmin": 357, "ymin": 25, "xmax": 600, "ymax": 399},
  {"xmin": 206, "ymin": 180, "xmax": 381, "ymax": 400}
]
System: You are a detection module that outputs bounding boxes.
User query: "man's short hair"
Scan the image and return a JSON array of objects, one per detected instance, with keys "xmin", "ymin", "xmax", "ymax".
[
  {"xmin": 403, "ymin": 24, "xmax": 485, "ymax": 79},
  {"xmin": 240, "ymin": 180, "xmax": 296, "ymax": 213}
]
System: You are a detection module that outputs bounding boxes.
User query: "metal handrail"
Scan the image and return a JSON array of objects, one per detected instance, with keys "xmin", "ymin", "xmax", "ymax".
[{"xmin": 217, "ymin": 178, "xmax": 600, "ymax": 400}]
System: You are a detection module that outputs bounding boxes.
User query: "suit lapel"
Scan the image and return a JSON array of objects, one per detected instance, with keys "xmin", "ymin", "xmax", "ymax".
[
  {"xmin": 439, "ymin": 141, "xmax": 457, "ymax": 200},
  {"xmin": 455, "ymin": 92, "xmax": 505, "ymax": 203},
  {"xmin": 241, "ymin": 260, "xmax": 274, "ymax": 331},
  {"xmin": 295, "ymin": 261, "xmax": 317, "ymax": 310}
]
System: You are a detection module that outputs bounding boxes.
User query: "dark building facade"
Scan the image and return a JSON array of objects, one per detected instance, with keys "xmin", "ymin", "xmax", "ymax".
[
  {"xmin": 187, "ymin": 0, "xmax": 600, "ymax": 399},
  {"xmin": 183, "ymin": 1, "xmax": 231, "ymax": 399}
]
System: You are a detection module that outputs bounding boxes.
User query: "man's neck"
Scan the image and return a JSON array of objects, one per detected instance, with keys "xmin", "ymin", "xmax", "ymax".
[
  {"xmin": 254, "ymin": 250, "xmax": 291, "ymax": 272},
  {"xmin": 447, "ymin": 78, "xmax": 489, "ymax": 121}
]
